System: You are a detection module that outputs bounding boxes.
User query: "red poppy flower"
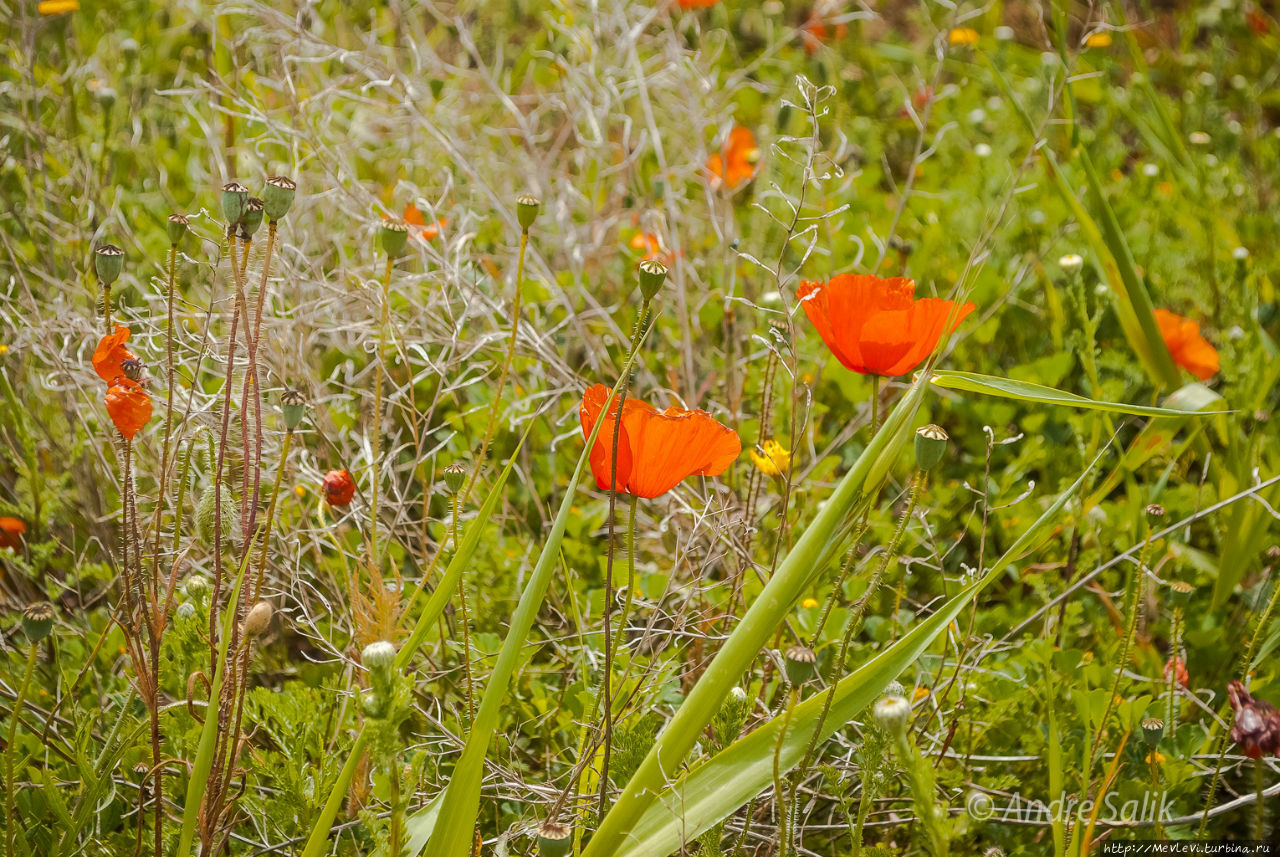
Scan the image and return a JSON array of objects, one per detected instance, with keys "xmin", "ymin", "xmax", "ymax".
[
  {"xmin": 323, "ymin": 469, "xmax": 356, "ymax": 507},
  {"xmin": 104, "ymin": 376, "xmax": 152, "ymax": 440},
  {"xmin": 706, "ymin": 126, "xmax": 760, "ymax": 192},
  {"xmin": 1164, "ymin": 656, "xmax": 1189, "ymax": 689},
  {"xmin": 0, "ymin": 517, "xmax": 25, "ymax": 550},
  {"xmin": 796, "ymin": 274, "xmax": 975, "ymax": 377},
  {"xmin": 676, "ymin": 0, "xmax": 718, "ymax": 7},
  {"xmin": 93, "ymin": 325, "xmax": 138, "ymax": 383},
  {"xmin": 801, "ymin": 2, "xmax": 848, "ymax": 54},
  {"xmin": 1155, "ymin": 309, "xmax": 1218, "ymax": 381},
  {"xmin": 579, "ymin": 384, "xmax": 740, "ymax": 499},
  {"xmin": 403, "ymin": 203, "xmax": 448, "ymax": 241}
]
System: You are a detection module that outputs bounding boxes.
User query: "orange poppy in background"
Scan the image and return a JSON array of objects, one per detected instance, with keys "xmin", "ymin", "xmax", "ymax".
[
  {"xmin": 403, "ymin": 203, "xmax": 448, "ymax": 241},
  {"xmin": 579, "ymin": 384, "xmax": 740, "ymax": 499},
  {"xmin": 796, "ymin": 274, "xmax": 975, "ymax": 377},
  {"xmin": 0, "ymin": 517, "xmax": 26, "ymax": 550},
  {"xmin": 1155, "ymin": 309, "xmax": 1218, "ymax": 381},
  {"xmin": 104, "ymin": 376, "xmax": 152, "ymax": 440},
  {"xmin": 802, "ymin": 1, "xmax": 848, "ymax": 54},
  {"xmin": 323, "ymin": 469, "xmax": 356, "ymax": 507},
  {"xmin": 93, "ymin": 325, "xmax": 138, "ymax": 383},
  {"xmin": 706, "ymin": 126, "xmax": 760, "ymax": 192},
  {"xmin": 676, "ymin": 0, "xmax": 718, "ymax": 7}
]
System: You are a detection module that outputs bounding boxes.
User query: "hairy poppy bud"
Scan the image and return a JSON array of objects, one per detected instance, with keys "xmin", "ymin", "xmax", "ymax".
[
  {"xmin": 380, "ymin": 221, "xmax": 410, "ymax": 258},
  {"xmin": 442, "ymin": 462, "xmax": 467, "ymax": 496},
  {"xmin": 516, "ymin": 194, "xmax": 541, "ymax": 232},
  {"xmin": 914, "ymin": 424, "xmax": 948, "ymax": 471},
  {"xmin": 221, "ymin": 181, "xmax": 249, "ymax": 227},
  {"xmin": 1227, "ymin": 681, "xmax": 1280, "ymax": 759},
  {"xmin": 873, "ymin": 693, "xmax": 911, "ymax": 738},
  {"xmin": 94, "ymin": 244, "xmax": 125, "ymax": 285},
  {"xmin": 121, "ymin": 358, "xmax": 144, "ymax": 382},
  {"xmin": 783, "ymin": 644, "xmax": 817, "ymax": 686},
  {"xmin": 535, "ymin": 821, "xmax": 572, "ymax": 857},
  {"xmin": 361, "ymin": 688, "xmax": 388, "ymax": 719},
  {"xmin": 280, "ymin": 389, "xmax": 306, "ymax": 430},
  {"xmin": 195, "ymin": 484, "xmax": 236, "ymax": 545},
  {"xmin": 242, "ymin": 600, "xmax": 273, "ymax": 638},
  {"xmin": 362, "ymin": 640, "xmax": 396, "ymax": 673},
  {"xmin": 22, "ymin": 601, "xmax": 55, "ymax": 644},
  {"xmin": 240, "ymin": 197, "xmax": 265, "ymax": 238},
  {"xmin": 167, "ymin": 214, "xmax": 189, "ymax": 245},
  {"xmin": 1141, "ymin": 717, "xmax": 1164, "ymax": 746},
  {"xmin": 263, "ymin": 175, "xmax": 296, "ymax": 221},
  {"xmin": 638, "ymin": 259, "xmax": 667, "ymax": 303},
  {"xmin": 185, "ymin": 575, "xmax": 209, "ymax": 600}
]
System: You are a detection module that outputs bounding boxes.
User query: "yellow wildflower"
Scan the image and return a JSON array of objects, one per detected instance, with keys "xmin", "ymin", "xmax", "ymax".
[
  {"xmin": 748, "ymin": 440, "xmax": 791, "ymax": 478},
  {"xmin": 948, "ymin": 27, "xmax": 979, "ymax": 46},
  {"xmin": 912, "ymin": 686, "xmax": 931, "ymax": 702},
  {"xmin": 38, "ymin": 0, "xmax": 79, "ymax": 14},
  {"xmin": 1145, "ymin": 751, "xmax": 1166, "ymax": 765},
  {"xmin": 294, "ymin": 485, "xmax": 307, "ymax": 499},
  {"xmin": 801, "ymin": 597, "xmax": 819, "ymax": 609},
  {"xmin": 0, "ymin": 345, "xmax": 9, "ymax": 355},
  {"xmin": 1085, "ymin": 31, "xmax": 1112, "ymax": 48}
]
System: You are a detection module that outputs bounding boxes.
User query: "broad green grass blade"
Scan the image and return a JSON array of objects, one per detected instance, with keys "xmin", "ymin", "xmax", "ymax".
[
  {"xmin": 608, "ymin": 459, "xmax": 1094, "ymax": 857},
  {"xmin": 298, "ymin": 439, "xmax": 524, "ymax": 857},
  {"xmin": 930, "ymin": 371, "xmax": 1227, "ymax": 417},
  {"xmin": 583, "ymin": 374, "xmax": 929, "ymax": 856}
]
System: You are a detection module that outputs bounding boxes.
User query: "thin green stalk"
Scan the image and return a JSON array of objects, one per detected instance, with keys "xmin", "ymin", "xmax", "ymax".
[
  {"xmin": 453, "ymin": 490, "xmax": 475, "ymax": 727},
  {"xmin": 370, "ymin": 254, "xmax": 393, "ymax": 565},
  {"xmin": 252, "ymin": 429, "xmax": 292, "ymax": 600},
  {"xmin": 390, "ymin": 762, "xmax": 403, "ymax": 857},
  {"xmin": 773, "ymin": 687, "xmax": 799, "ymax": 857},
  {"xmin": 5, "ymin": 642, "xmax": 39, "ymax": 855}
]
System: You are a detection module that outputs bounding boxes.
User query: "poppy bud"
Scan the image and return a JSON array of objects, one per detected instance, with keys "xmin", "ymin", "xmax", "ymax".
[
  {"xmin": 221, "ymin": 181, "xmax": 249, "ymax": 227},
  {"xmin": 1227, "ymin": 681, "xmax": 1280, "ymax": 759},
  {"xmin": 380, "ymin": 221, "xmax": 410, "ymax": 258},
  {"xmin": 263, "ymin": 175, "xmax": 297, "ymax": 222},
  {"xmin": 94, "ymin": 244, "xmax": 125, "ymax": 285},
  {"xmin": 1166, "ymin": 579, "xmax": 1194, "ymax": 608},
  {"xmin": 914, "ymin": 424, "xmax": 948, "ymax": 471},
  {"xmin": 195, "ymin": 484, "xmax": 236, "ymax": 545},
  {"xmin": 176, "ymin": 601, "xmax": 197, "ymax": 621},
  {"xmin": 638, "ymin": 259, "xmax": 668, "ymax": 303},
  {"xmin": 323, "ymin": 469, "xmax": 356, "ymax": 507},
  {"xmin": 167, "ymin": 214, "xmax": 189, "ymax": 245},
  {"xmin": 535, "ymin": 821, "xmax": 572, "ymax": 857},
  {"xmin": 442, "ymin": 462, "xmax": 467, "ymax": 496},
  {"xmin": 242, "ymin": 600, "xmax": 273, "ymax": 638},
  {"xmin": 1141, "ymin": 717, "xmax": 1164, "ymax": 746},
  {"xmin": 280, "ymin": 389, "xmax": 306, "ymax": 430},
  {"xmin": 516, "ymin": 194, "xmax": 541, "ymax": 232},
  {"xmin": 240, "ymin": 197, "xmax": 265, "ymax": 238},
  {"xmin": 884, "ymin": 679, "xmax": 905, "ymax": 698},
  {"xmin": 360, "ymin": 688, "xmax": 388, "ymax": 719},
  {"xmin": 185, "ymin": 574, "xmax": 210, "ymax": 601},
  {"xmin": 783, "ymin": 644, "xmax": 817, "ymax": 686},
  {"xmin": 1146, "ymin": 503, "xmax": 1166, "ymax": 518},
  {"xmin": 1164, "ymin": 656, "xmax": 1189, "ymax": 688},
  {"xmin": 22, "ymin": 601, "xmax": 55, "ymax": 644},
  {"xmin": 873, "ymin": 693, "xmax": 911, "ymax": 738},
  {"xmin": 362, "ymin": 640, "xmax": 397, "ymax": 673},
  {"xmin": 121, "ymin": 358, "xmax": 144, "ymax": 382}
]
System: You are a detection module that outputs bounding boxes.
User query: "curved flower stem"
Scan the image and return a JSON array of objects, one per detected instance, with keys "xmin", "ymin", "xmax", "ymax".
[
  {"xmin": 102, "ymin": 281, "xmax": 112, "ymax": 333},
  {"xmin": 5, "ymin": 642, "xmax": 38, "ymax": 856}
]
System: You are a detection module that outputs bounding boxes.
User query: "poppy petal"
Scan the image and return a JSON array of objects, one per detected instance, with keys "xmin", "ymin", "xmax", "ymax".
[
  {"xmin": 93, "ymin": 325, "xmax": 137, "ymax": 383},
  {"xmin": 626, "ymin": 406, "xmax": 741, "ymax": 499}
]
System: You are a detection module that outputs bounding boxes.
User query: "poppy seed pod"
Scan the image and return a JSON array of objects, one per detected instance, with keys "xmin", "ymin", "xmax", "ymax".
[
  {"xmin": 872, "ymin": 693, "xmax": 911, "ymax": 737},
  {"xmin": 1146, "ymin": 503, "xmax": 1166, "ymax": 519},
  {"xmin": 167, "ymin": 214, "xmax": 189, "ymax": 245},
  {"xmin": 516, "ymin": 194, "xmax": 541, "ymax": 231},
  {"xmin": 263, "ymin": 175, "xmax": 296, "ymax": 221},
  {"xmin": 535, "ymin": 821, "xmax": 573, "ymax": 857},
  {"xmin": 242, "ymin": 600, "xmax": 273, "ymax": 638},
  {"xmin": 442, "ymin": 462, "xmax": 467, "ymax": 495},
  {"xmin": 1141, "ymin": 717, "xmax": 1164, "ymax": 746},
  {"xmin": 120, "ymin": 358, "xmax": 144, "ymax": 382},
  {"xmin": 94, "ymin": 244, "xmax": 125, "ymax": 285},
  {"xmin": 240, "ymin": 197, "xmax": 265, "ymax": 238},
  {"xmin": 783, "ymin": 645, "xmax": 817, "ymax": 686},
  {"xmin": 1166, "ymin": 579, "xmax": 1194, "ymax": 608},
  {"xmin": 638, "ymin": 259, "xmax": 668, "ymax": 303},
  {"xmin": 380, "ymin": 221, "xmax": 410, "ymax": 258},
  {"xmin": 221, "ymin": 182, "xmax": 249, "ymax": 227},
  {"xmin": 914, "ymin": 424, "xmax": 949, "ymax": 471},
  {"xmin": 22, "ymin": 601, "xmax": 55, "ymax": 644},
  {"xmin": 280, "ymin": 389, "xmax": 306, "ymax": 430}
]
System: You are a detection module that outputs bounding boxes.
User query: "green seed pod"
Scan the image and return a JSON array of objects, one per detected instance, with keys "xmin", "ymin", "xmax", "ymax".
[
  {"xmin": 380, "ymin": 221, "xmax": 410, "ymax": 258},
  {"xmin": 914, "ymin": 424, "xmax": 948, "ymax": 472},
  {"xmin": 262, "ymin": 175, "xmax": 297, "ymax": 222},
  {"xmin": 280, "ymin": 389, "xmax": 307, "ymax": 430},
  {"xmin": 167, "ymin": 214, "xmax": 189, "ymax": 245},
  {"xmin": 221, "ymin": 182, "xmax": 250, "ymax": 227},
  {"xmin": 783, "ymin": 645, "xmax": 817, "ymax": 686},
  {"xmin": 1141, "ymin": 717, "xmax": 1164, "ymax": 746},
  {"xmin": 872, "ymin": 693, "xmax": 911, "ymax": 738},
  {"xmin": 1166, "ymin": 579, "xmax": 1194, "ymax": 608},
  {"xmin": 94, "ymin": 244, "xmax": 125, "ymax": 285},
  {"xmin": 240, "ymin": 197, "xmax": 265, "ymax": 238},
  {"xmin": 638, "ymin": 259, "xmax": 668, "ymax": 303},
  {"xmin": 516, "ymin": 194, "xmax": 541, "ymax": 231},
  {"xmin": 195, "ymin": 484, "xmax": 237, "ymax": 545},
  {"xmin": 535, "ymin": 821, "xmax": 572, "ymax": 857},
  {"xmin": 442, "ymin": 462, "xmax": 467, "ymax": 496},
  {"xmin": 22, "ymin": 601, "xmax": 55, "ymax": 644}
]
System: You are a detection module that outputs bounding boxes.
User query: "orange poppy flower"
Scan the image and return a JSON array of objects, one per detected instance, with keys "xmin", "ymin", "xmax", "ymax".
[
  {"xmin": 796, "ymin": 274, "xmax": 975, "ymax": 377},
  {"xmin": 403, "ymin": 203, "xmax": 448, "ymax": 241},
  {"xmin": 1155, "ymin": 309, "xmax": 1218, "ymax": 381},
  {"xmin": 706, "ymin": 126, "xmax": 760, "ymax": 192},
  {"xmin": 93, "ymin": 325, "xmax": 138, "ymax": 383},
  {"xmin": 579, "ymin": 384, "xmax": 740, "ymax": 499},
  {"xmin": 0, "ymin": 517, "xmax": 25, "ymax": 550},
  {"xmin": 676, "ymin": 0, "xmax": 718, "ymax": 7},
  {"xmin": 323, "ymin": 469, "xmax": 356, "ymax": 507},
  {"xmin": 801, "ymin": 2, "xmax": 848, "ymax": 54},
  {"xmin": 1164, "ymin": 656, "xmax": 1189, "ymax": 689},
  {"xmin": 104, "ymin": 376, "xmax": 152, "ymax": 440}
]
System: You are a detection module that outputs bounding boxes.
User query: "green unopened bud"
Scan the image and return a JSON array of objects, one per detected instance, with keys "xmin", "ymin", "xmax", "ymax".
[
  {"xmin": 914, "ymin": 424, "xmax": 948, "ymax": 471},
  {"xmin": 184, "ymin": 575, "xmax": 210, "ymax": 601},
  {"xmin": 380, "ymin": 220, "xmax": 410, "ymax": 258},
  {"xmin": 167, "ymin": 214, "xmax": 189, "ymax": 245},
  {"xmin": 516, "ymin": 194, "xmax": 541, "ymax": 231},
  {"xmin": 360, "ymin": 688, "xmax": 388, "ymax": 719},
  {"xmin": 362, "ymin": 640, "xmax": 397, "ymax": 674},
  {"xmin": 22, "ymin": 601, "xmax": 55, "ymax": 644},
  {"xmin": 280, "ymin": 389, "xmax": 306, "ymax": 430},
  {"xmin": 242, "ymin": 600, "xmax": 273, "ymax": 638},
  {"xmin": 1141, "ymin": 717, "xmax": 1164, "ymax": 746},
  {"xmin": 1166, "ymin": 579, "xmax": 1194, "ymax": 608},
  {"xmin": 94, "ymin": 244, "xmax": 125, "ymax": 285},
  {"xmin": 221, "ymin": 182, "xmax": 249, "ymax": 227},
  {"xmin": 638, "ymin": 259, "xmax": 668, "ymax": 303},
  {"xmin": 442, "ymin": 462, "xmax": 467, "ymax": 495},
  {"xmin": 263, "ymin": 175, "xmax": 297, "ymax": 221},
  {"xmin": 783, "ymin": 645, "xmax": 817, "ymax": 686},
  {"xmin": 240, "ymin": 197, "xmax": 265, "ymax": 238},
  {"xmin": 872, "ymin": 693, "xmax": 911, "ymax": 737},
  {"xmin": 535, "ymin": 821, "xmax": 573, "ymax": 857}
]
